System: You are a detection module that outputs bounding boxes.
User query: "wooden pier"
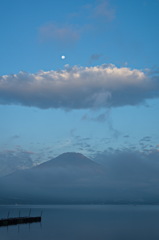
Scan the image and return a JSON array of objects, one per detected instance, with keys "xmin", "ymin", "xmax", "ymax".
[{"xmin": 0, "ymin": 216, "xmax": 41, "ymax": 227}]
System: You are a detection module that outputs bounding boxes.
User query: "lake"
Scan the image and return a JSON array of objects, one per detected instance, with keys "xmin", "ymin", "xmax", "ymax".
[{"xmin": 1, "ymin": 204, "xmax": 159, "ymax": 240}]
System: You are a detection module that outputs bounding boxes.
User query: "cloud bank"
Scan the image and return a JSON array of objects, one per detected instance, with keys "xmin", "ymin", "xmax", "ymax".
[{"xmin": 0, "ymin": 64, "xmax": 159, "ymax": 110}]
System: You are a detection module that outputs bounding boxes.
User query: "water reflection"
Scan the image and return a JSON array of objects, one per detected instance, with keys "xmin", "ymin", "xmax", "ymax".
[{"xmin": 0, "ymin": 205, "xmax": 159, "ymax": 240}]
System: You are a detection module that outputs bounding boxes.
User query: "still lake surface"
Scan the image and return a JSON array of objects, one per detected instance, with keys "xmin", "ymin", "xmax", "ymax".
[{"xmin": 1, "ymin": 204, "xmax": 159, "ymax": 240}]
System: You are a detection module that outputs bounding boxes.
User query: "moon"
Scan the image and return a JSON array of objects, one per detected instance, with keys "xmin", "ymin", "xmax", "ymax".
[{"xmin": 61, "ymin": 55, "xmax": 66, "ymax": 60}]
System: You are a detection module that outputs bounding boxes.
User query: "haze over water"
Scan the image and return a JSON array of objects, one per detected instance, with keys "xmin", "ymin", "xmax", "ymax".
[{"xmin": 1, "ymin": 205, "xmax": 159, "ymax": 240}]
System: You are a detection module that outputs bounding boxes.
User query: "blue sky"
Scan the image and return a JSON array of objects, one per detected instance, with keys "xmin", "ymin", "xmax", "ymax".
[{"xmin": 0, "ymin": 0, "xmax": 159, "ymax": 167}]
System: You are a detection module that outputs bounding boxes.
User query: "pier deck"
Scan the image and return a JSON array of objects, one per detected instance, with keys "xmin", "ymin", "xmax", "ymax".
[{"xmin": 0, "ymin": 216, "xmax": 41, "ymax": 227}]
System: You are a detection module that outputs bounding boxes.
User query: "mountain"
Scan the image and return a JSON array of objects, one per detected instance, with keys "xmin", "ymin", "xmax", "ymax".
[
  {"xmin": 36, "ymin": 152, "xmax": 101, "ymax": 171},
  {"xmin": 0, "ymin": 152, "xmax": 105, "ymax": 204},
  {"xmin": 1, "ymin": 152, "xmax": 159, "ymax": 204}
]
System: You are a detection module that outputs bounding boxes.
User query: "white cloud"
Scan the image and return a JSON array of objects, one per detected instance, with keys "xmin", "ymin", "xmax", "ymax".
[
  {"xmin": 93, "ymin": 0, "xmax": 115, "ymax": 21},
  {"xmin": 82, "ymin": 0, "xmax": 115, "ymax": 22},
  {"xmin": 0, "ymin": 64, "xmax": 159, "ymax": 109},
  {"xmin": 39, "ymin": 23, "xmax": 80, "ymax": 46},
  {"xmin": 38, "ymin": 1, "xmax": 115, "ymax": 47}
]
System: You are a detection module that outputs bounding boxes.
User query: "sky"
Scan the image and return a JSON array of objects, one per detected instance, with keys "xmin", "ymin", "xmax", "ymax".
[{"xmin": 0, "ymin": 0, "xmax": 159, "ymax": 171}]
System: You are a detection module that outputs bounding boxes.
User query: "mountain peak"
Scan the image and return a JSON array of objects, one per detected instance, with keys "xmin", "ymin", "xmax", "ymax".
[
  {"xmin": 58, "ymin": 152, "xmax": 85, "ymax": 157},
  {"xmin": 36, "ymin": 152, "xmax": 99, "ymax": 169},
  {"xmin": 56, "ymin": 152, "xmax": 89, "ymax": 160}
]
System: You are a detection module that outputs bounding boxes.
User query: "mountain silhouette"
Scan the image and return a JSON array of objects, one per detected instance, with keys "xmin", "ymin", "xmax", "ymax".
[
  {"xmin": 0, "ymin": 152, "xmax": 105, "ymax": 204},
  {"xmin": 1, "ymin": 152, "xmax": 157, "ymax": 204},
  {"xmin": 36, "ymin": 152, "xmax": 101, "ymax": 171}
]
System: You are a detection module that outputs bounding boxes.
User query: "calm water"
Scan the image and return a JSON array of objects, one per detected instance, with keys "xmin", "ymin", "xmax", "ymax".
[{"xmin": 1, "ymin": 204, "xmax": 159, "ymax": 240}]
